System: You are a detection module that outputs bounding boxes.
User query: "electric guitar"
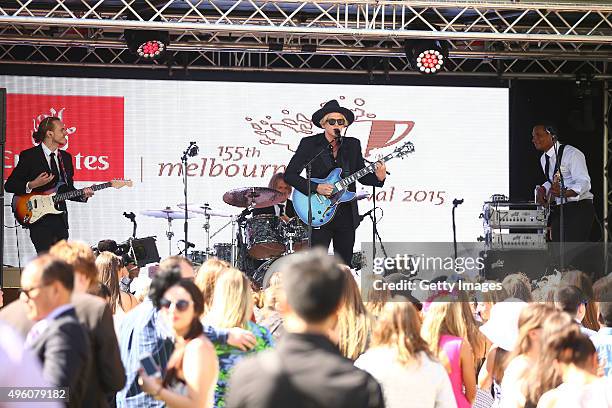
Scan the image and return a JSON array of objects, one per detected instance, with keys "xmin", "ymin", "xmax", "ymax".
[
  {"xmin": 292, "ymin": 141, "xmax": 414, "ymax": 227},
  {"xmin": 12, "ymin": 179, "xmax": 133, "ymax": 226}
]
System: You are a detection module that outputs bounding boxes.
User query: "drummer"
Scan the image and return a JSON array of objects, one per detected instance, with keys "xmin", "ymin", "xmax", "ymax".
[{"xmin": 252, "ymin": 172, "xmax": 295, "ymax": 222}]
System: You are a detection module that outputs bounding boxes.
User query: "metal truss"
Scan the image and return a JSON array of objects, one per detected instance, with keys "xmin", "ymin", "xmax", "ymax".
[
  {"xmin": 606, "ymin": 80, "xmax": 611, "ymax": 243},
  {"xmin": 0, "ymin": 0, "xmax": 611, "ymax": 76}
]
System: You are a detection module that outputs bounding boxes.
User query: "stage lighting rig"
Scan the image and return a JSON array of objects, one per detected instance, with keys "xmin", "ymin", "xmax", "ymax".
[
  {"xmin": 404, "ymin": 40, "xmax": 448, "ymax": 74},
  {"xmin": 125, "ymin": 30, "xmax": 169, "ymax": 61}
]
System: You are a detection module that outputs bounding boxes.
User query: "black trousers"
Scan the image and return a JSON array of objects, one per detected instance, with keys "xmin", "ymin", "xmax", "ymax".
[
  {"xmin": 549, "ymin": 199, "xmax": 594, "ymax": 242},
  {"xmin": 29, "ymin": 214, "xmax": 69, "ymax": 254},
  {"xmin": 548, "ymin": 199, "xmax": 596, "ymax": 274},
  {"xmin": 311, "ymin": 203, "xmax": 355, "ymax": 266}
]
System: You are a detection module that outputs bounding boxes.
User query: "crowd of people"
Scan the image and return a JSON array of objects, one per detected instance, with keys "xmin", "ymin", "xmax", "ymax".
[{"xmin": 0, "ymin": 240, "xmax": 611, "ymax": 408}]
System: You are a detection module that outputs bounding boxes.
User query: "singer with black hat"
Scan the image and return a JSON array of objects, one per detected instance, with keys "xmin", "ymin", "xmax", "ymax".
[{"xmin": 284, "ymin": 99, "xmax": 387, "ymax": 265}]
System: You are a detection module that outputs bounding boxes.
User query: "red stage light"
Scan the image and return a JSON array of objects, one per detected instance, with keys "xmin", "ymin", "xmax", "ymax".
[{"xmin": 137, "ymin": 40, "xmax": 165, "ymax": 59}]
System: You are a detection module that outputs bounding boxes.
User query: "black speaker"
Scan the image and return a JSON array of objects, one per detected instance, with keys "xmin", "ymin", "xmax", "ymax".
[{"xmin": 481, "ymin": 250, "xmax": 550, "ymax": 282}]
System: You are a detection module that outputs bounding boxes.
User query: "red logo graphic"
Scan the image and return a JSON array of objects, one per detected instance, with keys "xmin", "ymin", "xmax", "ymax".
[
  {"xmin": 4, "ymin": 94, "xmax": 124, "ymax": 182},
  {"xmin": 245, "ymin": 97, "xmax": 414, "ymax": 157}
]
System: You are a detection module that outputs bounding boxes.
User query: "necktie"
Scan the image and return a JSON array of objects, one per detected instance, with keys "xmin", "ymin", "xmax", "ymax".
[
  {"xmin": 544, "ymin": 154, "xmax": 551, "ymax": 183},
  {"xmin": 49, "ymin": 152, "xmax": 60, "ymax": 182},
  {"xmin": 278, "ymin": 203, "xmax": 285, "ymax": 217}
]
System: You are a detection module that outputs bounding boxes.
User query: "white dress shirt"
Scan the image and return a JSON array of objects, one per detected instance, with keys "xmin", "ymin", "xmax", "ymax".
[
  {"xmin": 25, "ymin": 143, "xmax": 61, "ymax": 193},
  {"xmin": 540, "ymin": 142, "xmax": 593, "ymax": 204}
]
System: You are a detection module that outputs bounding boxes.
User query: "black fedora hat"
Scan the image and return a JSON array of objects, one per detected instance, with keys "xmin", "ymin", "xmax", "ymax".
[{"xmin": 311, "ymin": 100, "xmax": 355, "ymax": 129}]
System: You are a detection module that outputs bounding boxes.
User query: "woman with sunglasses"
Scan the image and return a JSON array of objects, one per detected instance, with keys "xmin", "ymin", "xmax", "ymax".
[
  {"xmin": 139, "ymin": 278, "xmax": 219, "ymax": 408},
  {"xmin": 284, "ymin": 99, "xmax": 387, "ymax": 266}
]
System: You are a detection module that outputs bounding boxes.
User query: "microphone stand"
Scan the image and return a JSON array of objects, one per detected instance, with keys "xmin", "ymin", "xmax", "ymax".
[
  {"xmin": 452, "ymin": 198, "xmax": 464, "ymax": 262},
  {"xmin": 301, "ymin": 135, "xmax": 338, "ymax": 248},
  {"xmin": 181, "ymin": 142, "xmax": 198, "ymax": 256}
]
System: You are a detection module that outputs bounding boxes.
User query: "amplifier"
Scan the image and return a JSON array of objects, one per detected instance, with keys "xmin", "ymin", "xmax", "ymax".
[
  {"xmin": 484, "ymin": 208, "xmax": 547, "ymax": 229},
  {"xmin": 486, "ymin": 232, "xmax": 547, "ymax": 251}
]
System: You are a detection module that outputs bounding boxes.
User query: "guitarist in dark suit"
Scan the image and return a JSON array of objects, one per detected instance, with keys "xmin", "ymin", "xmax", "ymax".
[
  {"xmin": 252, "ymin": 172, "xmax": 296, "ymax": 221},
  {"xmin": 284, "ymin": 100, "xmax": 387, "ymax": 265},
  {"xmin": 5, "ymin": 116, "xmax": 94, "ymax": 253}
]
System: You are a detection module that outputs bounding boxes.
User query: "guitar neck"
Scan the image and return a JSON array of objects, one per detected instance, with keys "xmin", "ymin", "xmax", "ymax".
[
  {"xmin": 336, "ymin": 153, "xmax": 394, "ymax": 189},
  {"xmin": 53, "ymin": 182, "xmax": 112, "ymax": 203}
]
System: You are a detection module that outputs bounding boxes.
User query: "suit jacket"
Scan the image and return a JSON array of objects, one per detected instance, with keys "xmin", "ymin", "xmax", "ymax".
[
  {"xmin": 29, "ymin": 307, "xmax": 91, "ymax": 408},
  {"xmin": 226, "ymin": 333, "xmax": 385, "ymax": 408},
  {"xmin": 252, "ymin": 199, "xmax": 296, "ymax": 218},
  {"xmin": 5, "ymin": 144, "xmax": 85, "ymax": 228},
  {"xmin": 0, "ymin": 294, "xmax": 126, "ymax": 408},
  {"xmin": 284, "ymin": 133, "xmax": 384, "ymax": 228}
]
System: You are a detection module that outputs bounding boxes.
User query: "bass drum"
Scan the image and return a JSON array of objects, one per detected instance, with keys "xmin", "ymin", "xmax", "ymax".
[{"xmin": 250, "ymin": 255, "xmax": 293, "ymax": 290}]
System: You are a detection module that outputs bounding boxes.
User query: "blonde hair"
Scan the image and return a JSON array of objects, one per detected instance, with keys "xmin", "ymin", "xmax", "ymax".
[
  {"xmin": 320, "ymin": 112, "xmax": 347, "ymax": 127},
  {"xmin": 50, "ymin": 240, "xmax": 98, "ymax": 284},
  {"xmin": 263, "ymin": 271, "xmax": 283, "ymax": 312},
  {"xmin": 95, "ymin": 252, "xmax": 124, "ymax": 314},
  {"xmin": 372, "ymin": 301, "xmax": 432, "ymax": 366},
  {"xmin": 205, "ymin": 267, "xmax": 253, "ymax": 328},
  {"xmin": 194, "ymin": 257, "xmax": 230, "ymax": 314},
  {"xmin": 421, "ymin": 302, "xmax": 466, "ymax": 358},
  {"xmin": 501, "ymin": 273, "xmax": 533, "ymax": 302},
  {"xmin": 336, "ymin": 266, "xmax": 372, "ymax": 360},
  {"xmin": 511, "ymin": 303, "xmax": 554, "ymax": 358}
]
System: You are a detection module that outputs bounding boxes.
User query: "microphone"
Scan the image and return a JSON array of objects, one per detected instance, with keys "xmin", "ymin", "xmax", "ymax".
[
  {"xmin": 359, "ymin": 207, "xmax": 378, "ymax": 222},
  {"xmin": 188, "ymin": 142, "xmax": 199, "ymax": 157},
  {"xmin": 452, "ymin": 198, "xmax": 464, "ymax": 207},
  {"xmin": 123, "ymin": 211, "xmax": 136, "ymax": 220},
  {"xmin": 333, "ymin": 128, "xmax": 343, "ymax": 143},
  {"xmin": 178, "ymin": 239, "xmax": 195, "ymax": 248}
]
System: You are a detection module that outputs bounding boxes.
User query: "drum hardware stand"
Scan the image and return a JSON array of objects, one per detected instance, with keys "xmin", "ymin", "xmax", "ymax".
[
  {"xmin": 181, "ymin": 141, "xmax": 199, "ymax": 257},
  {"xmin": 201, "ymin": 203, "xmax": 212, "ymax": 260},
  {"xmin": 165, "ymin": 216, "xmax": 175, "ymax": 257}
]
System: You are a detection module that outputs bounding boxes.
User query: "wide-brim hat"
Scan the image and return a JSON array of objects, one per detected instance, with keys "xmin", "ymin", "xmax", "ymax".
[
  {"xmin": 312, "ymin": 99, "xmax": 355, "ymax": 129},
  {"xmin": 479, "ymin": 299, "xmax": 528, "ymax": 351}
]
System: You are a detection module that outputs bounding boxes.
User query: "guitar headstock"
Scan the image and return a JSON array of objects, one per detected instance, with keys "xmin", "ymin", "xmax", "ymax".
[
  {"xmin": 111, "ymin": 179, "xmax": 133, "ymax": 189},
  {"xmin": 393, "ymin": 141, "xmax": 415, "ymax": 158}
]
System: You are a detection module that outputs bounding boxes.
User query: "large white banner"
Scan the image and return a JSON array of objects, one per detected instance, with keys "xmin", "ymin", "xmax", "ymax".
[{"xmin": 2, "ymin": 75, "xmax": 508, "ymax": 265}]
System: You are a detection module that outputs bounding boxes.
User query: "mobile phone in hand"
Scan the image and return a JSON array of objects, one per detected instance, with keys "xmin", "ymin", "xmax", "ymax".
[{"xmin": 140, "ymin": 355, "xmax": 161, "ymax": 378}]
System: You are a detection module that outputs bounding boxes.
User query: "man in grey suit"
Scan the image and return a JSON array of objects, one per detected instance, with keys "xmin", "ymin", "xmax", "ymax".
[
  {"xmin": 0, "ymin": 240, "xmax": 126, "ymax": 408},
  {"xmin": 226, "ymin": 249, "xmax": 385, "ymax": 408},
  {"xmin": 21, "ymin": 255, "xmax": 90, "ymax": 408}
]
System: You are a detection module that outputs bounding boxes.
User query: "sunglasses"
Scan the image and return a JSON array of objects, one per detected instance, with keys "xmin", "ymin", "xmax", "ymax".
[
  {"xmin": 326, "ymin": 118, "xmax": 346, "ymax": 126},
  {"xmin": 159, "ymin": 298, "xmax": 192, "ymax": 312}
]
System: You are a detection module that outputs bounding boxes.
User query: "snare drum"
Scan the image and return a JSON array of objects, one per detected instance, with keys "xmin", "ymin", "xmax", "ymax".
[
  {"xmin": 244, "ymin": 215, "xmax": 285, "ymax": 260},
  {"xmin": 188, "ymin": 250, "xmax": 208, "ymax": 266},
  {"xmin": 213, "ymin": 243, "xmax": 233, "ymax": 264}
]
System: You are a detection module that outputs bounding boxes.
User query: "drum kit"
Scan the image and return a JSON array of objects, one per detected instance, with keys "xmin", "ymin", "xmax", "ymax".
[{"xmin": 140, "ymin": 186, "xmax": 310, "ymax": 287}]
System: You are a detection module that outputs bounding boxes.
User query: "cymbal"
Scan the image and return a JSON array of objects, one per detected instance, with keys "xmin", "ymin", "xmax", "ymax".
[
  {"xmin": 177, "ymin": 203, "xmax": 232, "ymax": 217},
  {"xmin": 223, "ymin": 187, "xmax": 285, "ymax": 209},
  {"xmin": 141, "ymin": 207, "xmax": 197, "ymax": 220}
]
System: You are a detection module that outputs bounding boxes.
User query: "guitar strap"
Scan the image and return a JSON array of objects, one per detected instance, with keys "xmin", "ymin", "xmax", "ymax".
[
  {"xmin": 545, "ymin": 144, "xmax": 566, "ymax": 183},
  {"xmin": 337, "ymin": 142, "xmax": 350, "ymax": 179}
]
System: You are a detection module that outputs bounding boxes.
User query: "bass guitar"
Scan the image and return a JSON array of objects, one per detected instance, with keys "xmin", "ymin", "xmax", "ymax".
[
  {"xmin": 12, "ymin": 179, "xmax": 133, "ymax": 226},
  {"xmin": 292, "ymin": 141, "xmax": 414, "ymax": 227}
]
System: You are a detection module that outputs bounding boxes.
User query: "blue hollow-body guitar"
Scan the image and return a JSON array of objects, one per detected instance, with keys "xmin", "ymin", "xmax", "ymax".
[{"xmin": 292, "ymin": 141, "xmax": 414, "ymax": 227}]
